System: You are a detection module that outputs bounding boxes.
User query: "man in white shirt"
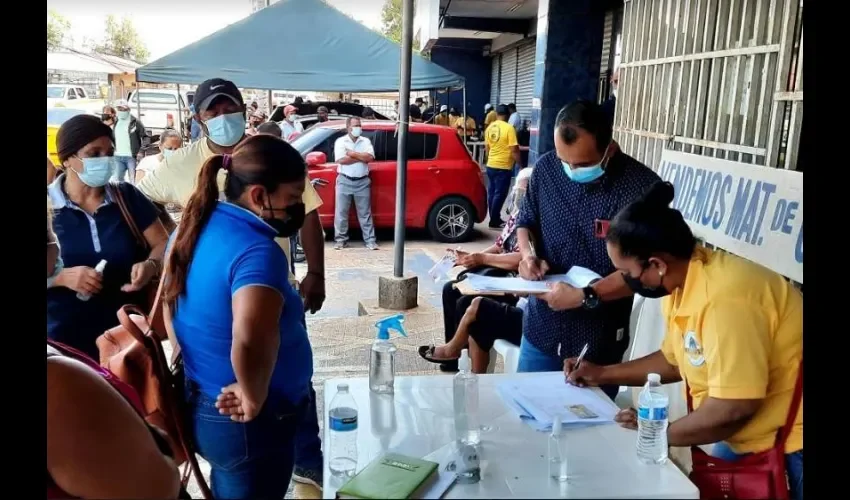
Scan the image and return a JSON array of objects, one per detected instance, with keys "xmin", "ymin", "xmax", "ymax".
[
  {"xmin": 333, "ymin": 117, "xmax": 378, "ymax": 250},
  {"xmin": 280, "ymin": 105, "xmax": 304, "ymax": 142},
  {"xmin": 508, "ymin": 103, "xmax": 523, "ymax": 130}
]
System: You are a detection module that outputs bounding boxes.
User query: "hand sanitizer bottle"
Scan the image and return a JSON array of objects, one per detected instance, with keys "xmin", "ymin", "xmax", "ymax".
[
  {"xmin": 369, "ymin": 314, "xmax": 407, "ymax": 394},
  {"xmin": 77, "ymin": 259, "xmax": 107, "ymax": 302},
  {"xmin": 453, "ymin": 349, "xmax": 480, "ymax": 446},
  {"xmin": 549, "ymin": 415, "xmax": 569, "ymax": 481}
]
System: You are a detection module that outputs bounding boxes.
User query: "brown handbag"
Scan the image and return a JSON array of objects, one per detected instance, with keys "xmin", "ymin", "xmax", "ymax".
[
  {"xmin": 686, "ymin": 360, "xmax": 803, "ymax": 500},
  {"xmin": 96, "ymin": 283, "xmax": 212, "ymax": 499}
]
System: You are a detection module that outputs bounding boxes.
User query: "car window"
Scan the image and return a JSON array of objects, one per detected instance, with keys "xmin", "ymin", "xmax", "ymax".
[
  {"xmin": 67, "ymin": 89, "xmax": 77, "ymax": 100},
  {"xmin": 385, "ymin": 132, "xmax": 439, "ymax": 161},
  {"xmin": 131, "ymin": 92, "xmax": 178, "ymax": 105},
  {"xmin": 47, "ymin": 86, "xmax": 64, "ymax": 98},
  {"xmin": 76, "ymin": 88, "xmax": 86, "ymax": 98}
]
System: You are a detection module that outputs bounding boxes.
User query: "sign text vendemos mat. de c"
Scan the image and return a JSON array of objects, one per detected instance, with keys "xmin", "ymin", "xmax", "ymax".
[{"xmin": 657, "ymin": 150, "xmax": 803, "ymax": 283}]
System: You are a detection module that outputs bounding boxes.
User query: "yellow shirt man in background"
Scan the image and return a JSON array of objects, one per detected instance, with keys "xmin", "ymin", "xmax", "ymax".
[
  {"xmin": 433, "ymin": 105, "xmax": 451, "ymax": 126},
  {"xmin": 482, "ymin": 104, "xmax": 519, "ymax": 228},
  {"xmin": 454, "ymin": 115, "xmax": 477, "ymax": 138},
  {"xmin": 484, "ymin": 103, "xmax": 498, "ymax": 127}
]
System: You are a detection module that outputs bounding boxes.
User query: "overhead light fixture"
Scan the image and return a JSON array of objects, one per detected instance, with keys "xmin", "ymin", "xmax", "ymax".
[{"xmin": 507, "ymin": 1, "xmax": 524, "ymax": 13}]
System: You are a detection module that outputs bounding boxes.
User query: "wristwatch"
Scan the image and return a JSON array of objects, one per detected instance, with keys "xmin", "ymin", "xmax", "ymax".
[{"xmin": 582, "ymin": 286, "xmax": 600, "ymax": 309}]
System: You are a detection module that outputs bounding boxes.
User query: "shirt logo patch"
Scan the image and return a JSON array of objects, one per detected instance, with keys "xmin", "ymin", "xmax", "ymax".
[{"xmin": 683, "ymin": 331, "xmax": 705, "ymax": 366}]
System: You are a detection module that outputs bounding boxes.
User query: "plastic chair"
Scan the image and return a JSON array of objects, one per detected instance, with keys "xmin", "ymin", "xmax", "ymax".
[{"xmin": 487, "ymin": 339, "xmax": 521, "ymax": 374}]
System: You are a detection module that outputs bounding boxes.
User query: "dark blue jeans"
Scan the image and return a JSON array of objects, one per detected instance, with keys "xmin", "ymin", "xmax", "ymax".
[
  {"xmin": 295, "ymin": 313, "xmax": 324, "ymax": 473},
  {"xmin": 517, "ymin": 335, "xmax": 619, "ymax": 401},
  {"xmin": 486, "ymin": 166, "xmax": 513, "ymax": 225},
  {"xmin": 186, "ymin": 381, "xmax": 307, "ymax": 499},
  {"xmin": 712, "ymin": 442, "xmax": 803, "ymax": 500}
]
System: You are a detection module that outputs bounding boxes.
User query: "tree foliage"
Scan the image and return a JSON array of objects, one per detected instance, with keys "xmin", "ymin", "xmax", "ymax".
[
  {"xmin": 47, "ymin": 10, "xmax": 70, "ymax": 51},
  {"xmin": 95, "ymin": 15, "xmax": 150, "ymax": 63},
  {"xmin": 380, "ymin": 0, "xmax": 420, "ymax": 51}
]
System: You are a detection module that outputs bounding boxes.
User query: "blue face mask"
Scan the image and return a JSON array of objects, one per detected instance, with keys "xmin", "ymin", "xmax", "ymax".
[
  {"xmin": 562, "ymin": 144, "xmax": 612, "ymax": 184},
  {"xmin": 204, "ymin": 112, "xmax": 245, "ymax": 147},
  {"xmin": 73, "ymin": 156, "xmax": 116, "ymax": 187},
  {"xmin": 162, "ymin": 148, "xmax": 176, "ymax": 158},
  {"xmin": 47, "ymin": 253, "xmax": 63, "ymax": 289}
]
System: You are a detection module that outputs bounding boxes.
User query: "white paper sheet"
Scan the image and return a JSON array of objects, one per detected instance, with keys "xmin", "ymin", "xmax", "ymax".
[
  {"xmin": 419, "ymin": 443, "xmax": 459, "ymax": 499},
  {"xmin": 463, "ymin": 266, "xmax": 603, "ymax": 294}
]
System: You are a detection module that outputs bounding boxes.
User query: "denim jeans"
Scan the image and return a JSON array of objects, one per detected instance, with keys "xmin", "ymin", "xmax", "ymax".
[
  {"xmin": 485, "ymin": 166, "xmax": 513, "ymax": 225},
  {"xmin": 186, "ymin": 381, "xmax": 307, "ymax": 499},
  {"xmin": 712, "ymin": 442, "xmax": 803, "ymax": 500},
  {"xmin": 294, "ymin": 312, "xmax": 324, "ymax": 473},
  {"xmin": 113, "ymin": 156, "xmax": 136, "ymax": 183},
  {"xmin": 517, "ymin": 335, "xmax": 619, "ymax": 401}
]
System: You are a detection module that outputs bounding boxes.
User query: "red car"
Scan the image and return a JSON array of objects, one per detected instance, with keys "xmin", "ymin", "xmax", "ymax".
[{"xmin": 291, "ymin": 121, "xmax": 487, "ymax": 243}]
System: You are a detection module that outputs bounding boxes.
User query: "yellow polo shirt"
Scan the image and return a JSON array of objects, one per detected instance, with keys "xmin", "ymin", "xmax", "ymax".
[
  {"xmin": 484, "ymin": 120, "xmax": 518, "ymax": 169},
  {"xmin": 137, "ymin": 138, "xmax": 323, "ymax": 285},
  {"xmin": 454, "ymin": 116, "xmax": 476, "ymax": 137},
  {"xmin": 434, "ymin": 113, "xmax": 451, "ymax": 126},
  {"xmin": 660, "ymin": 247, "xmax": 803, "ymax": 454}
]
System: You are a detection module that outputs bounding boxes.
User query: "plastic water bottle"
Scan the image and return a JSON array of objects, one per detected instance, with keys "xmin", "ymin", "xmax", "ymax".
[
  {"xmin": 453, "ymin": 349, "xmax": 480, "ymax": 446},
  {"xmin": 637, "ymin": 373, "xmax": 669, "ymax": 464},
  {"xmin": 369, "ymin": 314, "xmax": 407, "ymax": 394},
  {"xmin": 328, "ymin": 383, "xmax": 358, "ymax": 477},
  {"xmin": 548, "ymin": 415, "xmax": 569, "ymax": 481},
  {"xmin": 77, "ymin": 259, "xmax": 107, "ymax": 301}
]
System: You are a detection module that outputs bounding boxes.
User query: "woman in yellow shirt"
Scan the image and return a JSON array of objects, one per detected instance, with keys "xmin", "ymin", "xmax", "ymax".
[{"xmin": 565, "ymin": 181, "xmax": 802, "ymax": 500}]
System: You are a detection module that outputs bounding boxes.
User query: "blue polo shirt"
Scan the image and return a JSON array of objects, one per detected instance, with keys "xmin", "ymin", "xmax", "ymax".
[
  {"xmin": 171, "ymin": 202, "xmax": 313, "ymax": 404},
  {"xmin": 517, "ymin": 150, "xmax": 660, "ymax": 365},
  {"xmin": 47, "ymin": 175, "xmax": 157, "ymax": 359}
]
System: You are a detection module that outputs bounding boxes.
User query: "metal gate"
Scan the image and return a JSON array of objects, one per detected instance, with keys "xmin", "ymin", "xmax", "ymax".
[
  {"xmin": 516, "ymin": 40, "xmax": 536, "ymax": 127},
  {"xmin": 490, "ymin": 55, "xmax": 501, "ymax": 105},
  {"xmin": 498, "ymin": 48, "xmax": 518, "ymax": 106},
  {"xmin": 615, "ymin": 0, "xmax": 804, "ymax": 171}
]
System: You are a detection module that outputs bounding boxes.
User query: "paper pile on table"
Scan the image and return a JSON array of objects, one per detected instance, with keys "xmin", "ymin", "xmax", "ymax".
[
  {"xmin": 497, "ymin": 372, "xmax": 618, "ymax": 432},
  {"xmin": 463, "ymin": 266, "xmax": 602, "ymax": 294}
]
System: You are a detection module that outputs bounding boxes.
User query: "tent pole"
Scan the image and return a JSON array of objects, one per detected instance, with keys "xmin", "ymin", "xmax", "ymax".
[
  {"xmin": 176, "ymin": 83, "xmax": 184, "ymax": 139},
  {"xmin": 393, "ymin": 0, "xmax": 414, "ymax": 278}
]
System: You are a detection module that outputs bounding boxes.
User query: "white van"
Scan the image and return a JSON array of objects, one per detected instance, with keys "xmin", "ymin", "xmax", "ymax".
[{"xmin": 127, "ymin": 89, "xmax": 189, "ymax": 138}]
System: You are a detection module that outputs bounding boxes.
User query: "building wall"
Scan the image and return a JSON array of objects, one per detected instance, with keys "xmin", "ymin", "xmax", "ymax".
[{"xmin": 429, "ymin": 38, "xmax": 492, "ymax": 123}]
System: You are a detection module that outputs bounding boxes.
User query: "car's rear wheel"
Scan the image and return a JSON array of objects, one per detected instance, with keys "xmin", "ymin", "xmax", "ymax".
[{"xmin": 427, "ymin": 196, "xmax": 476, "ymax": 243}]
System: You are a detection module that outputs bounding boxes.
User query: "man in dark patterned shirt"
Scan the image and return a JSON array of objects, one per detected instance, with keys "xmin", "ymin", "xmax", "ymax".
[{"xmin": 516, "ymin": 100, "xmax": 660, "ymax": 400}]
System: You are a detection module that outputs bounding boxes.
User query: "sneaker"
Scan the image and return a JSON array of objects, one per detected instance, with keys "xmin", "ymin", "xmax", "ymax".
[
  {"xmin": 294, "ymin": 244, "xmax": 306, "ymax": 263},
  {"xmin": 365, "ymin": 242, "xmax": 379, "ymax": 251},
  {"xmin": 292, "ymin": 466, "xmax": 323, "ymax": 490},
  {"xmin": 333, "ymin": 241, "xmax": 348, "ymax": 250}
]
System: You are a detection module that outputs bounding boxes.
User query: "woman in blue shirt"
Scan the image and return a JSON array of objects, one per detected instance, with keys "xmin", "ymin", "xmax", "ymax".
[
  {"xmin": 48, "ymin": 115, "xmax": 168, "ymax": 359},
  {"xmin": 163, "ymin": 134, "xmax": 313, "ymax": 498}
]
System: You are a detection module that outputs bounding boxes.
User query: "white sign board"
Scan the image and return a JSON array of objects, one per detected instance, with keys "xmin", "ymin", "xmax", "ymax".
[{"xmin": 657, "ymin": 150, "xmax": 803, "ymax": 283}]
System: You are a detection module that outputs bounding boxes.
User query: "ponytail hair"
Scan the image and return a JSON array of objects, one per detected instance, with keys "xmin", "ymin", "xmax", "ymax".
[
  {"xmin": 607, "ymin": 181, "xmax": 697, "ymax": 262},
  {"xmin": 163, "ymin": 154, "xmax": 226, "ymax": 309}
]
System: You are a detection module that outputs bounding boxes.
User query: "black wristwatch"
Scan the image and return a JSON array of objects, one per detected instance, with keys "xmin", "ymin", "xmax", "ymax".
[{"xmin": 582, "ymin": 286, "xmax": 601, "ymax": 309}]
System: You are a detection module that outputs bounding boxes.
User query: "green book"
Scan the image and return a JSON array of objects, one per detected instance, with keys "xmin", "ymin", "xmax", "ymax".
[{"xmin": 336, "ymin": 452, "xmax": 440, "ymax": 499}]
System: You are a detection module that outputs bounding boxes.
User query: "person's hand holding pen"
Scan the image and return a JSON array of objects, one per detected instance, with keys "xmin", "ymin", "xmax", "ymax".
[
  {"xmin": 563, "ymin": 344, "xmax": 604, "ymax": 387},
  {"xmin": 519, "ymin": 240, "xmax": 550, "ymax": 280}
]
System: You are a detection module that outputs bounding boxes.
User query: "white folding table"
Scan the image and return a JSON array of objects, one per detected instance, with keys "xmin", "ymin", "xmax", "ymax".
[{"xmin": 322, "ymin": 372, "xmax": 698, "ymax": 499}]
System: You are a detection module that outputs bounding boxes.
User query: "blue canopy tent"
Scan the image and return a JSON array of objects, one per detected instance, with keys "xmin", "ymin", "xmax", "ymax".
[{"xmin": 134, "ymin": 0, "xmax": 464, "ymax": 92}]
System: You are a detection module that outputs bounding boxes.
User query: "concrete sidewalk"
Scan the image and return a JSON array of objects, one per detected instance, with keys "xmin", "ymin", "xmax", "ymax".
[{"xmin": 185, "ymin": 225, "xmax": 497, "ymax": 498}]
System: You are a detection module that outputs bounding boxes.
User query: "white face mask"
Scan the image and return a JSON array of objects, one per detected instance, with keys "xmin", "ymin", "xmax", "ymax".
[
  {"xmin": 286, "ymin": 114, "xmax": 296, "ymax": 123},
  {"xmin": 612, "ymin": 88, "xmax": 618, "ymax": 99},
  {"xmin": 350, "ymin": 127, "xmax": 362, "ymax": 138}
]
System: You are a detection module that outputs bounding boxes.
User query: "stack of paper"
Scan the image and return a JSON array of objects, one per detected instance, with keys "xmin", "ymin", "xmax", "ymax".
[
  {"xmin": 463, "ymin": 266, "xmax": 602, "ymax": 294},
  {"xmin": 497, "ymin": 372, "xmax": 617, "ymax": 432}
]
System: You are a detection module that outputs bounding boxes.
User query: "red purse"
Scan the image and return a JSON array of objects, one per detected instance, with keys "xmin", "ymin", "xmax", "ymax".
[{"xmin": 686, "ymin": 360, "xmax": 802, "ymax": 500}]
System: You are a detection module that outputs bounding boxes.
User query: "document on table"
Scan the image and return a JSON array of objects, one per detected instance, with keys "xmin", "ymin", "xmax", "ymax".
[
  {"xmin": 498, "ymin": 372, "xmax": 617, "ymax": 431},
  {"xmin": 463, "ymin": 266, "xmax": 603, "ymax": 294}
]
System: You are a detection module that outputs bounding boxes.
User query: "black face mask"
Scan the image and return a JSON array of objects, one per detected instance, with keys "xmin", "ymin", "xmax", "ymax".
[
  {"xmin": 102, "ymin": 113, "xmax": 114, "ymax": 122},
  {"xmin": 622, "ymin": 267, "xmax": 671, "ymax": 299},
  {"xmin": 263, "ymin": 199, "xmax": 305, "ymax": 238}
]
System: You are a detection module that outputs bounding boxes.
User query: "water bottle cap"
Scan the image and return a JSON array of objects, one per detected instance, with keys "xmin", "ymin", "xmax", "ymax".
[
  {"xmin": 647, "ymin": 373, "xmax": 661, "ymax": 383},
  {"xmin": 337, "ymin": 383, "xmax": 349, "ymax": 392},
  {"xmin": 458, "ymin": 349, "xmax": 470, "ymax": 371}
]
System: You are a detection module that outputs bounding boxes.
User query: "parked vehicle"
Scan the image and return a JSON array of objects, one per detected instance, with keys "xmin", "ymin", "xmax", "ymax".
[
  {"xmin": 270, "ymin": 101, "xmax": 389, "ymax": 125},
  {"xmin": 127, "ymin": 89, "xmax": 188, "ymax": 139},
  {"xmin": 292, "ymin": 121, "xmax": 486, "ymax": 243},
  {"xmin": 47, "ymin": 108, "xmax": 92, "ymax": 165},
  {"xmin": 47, "ymin": 85, "xmax": 104, "ymax": 115}
]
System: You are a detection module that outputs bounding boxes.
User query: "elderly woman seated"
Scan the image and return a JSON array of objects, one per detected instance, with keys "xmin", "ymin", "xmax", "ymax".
[{"xmin": 419, "ymin": 168, "xmax": 532, "ymax": 372}]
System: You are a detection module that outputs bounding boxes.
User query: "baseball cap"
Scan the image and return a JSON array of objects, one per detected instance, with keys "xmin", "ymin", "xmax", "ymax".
[
  {"xmin": 496, "ymin": 104, "xmax": 510, "ymax": 116},
  {"xmin": 194, "ymin": 78, "xmax": 243, "ymax": 113},
  {"xmin": 115, "ymin": 99, "xmax": 129, "ymax": 109},
  {"xmin": 440, "ymin": 104, "xmax": 448, "ymax": 113},
  {"xmin": 284, "ymin": 105, "xmax": 298, "ymax": 116},
  {"xmin": 484, "ymin": 103, "xmax": 493, "ymax": 111}
]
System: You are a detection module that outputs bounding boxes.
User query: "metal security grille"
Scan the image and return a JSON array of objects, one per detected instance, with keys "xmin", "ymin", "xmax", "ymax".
[
  {"xmin": 516, "ymin": 40, "xmax": 536, "ymax": 127},
  {"xmin": 491, "ymin": 55, "xmax": 501, "ymax": 106},
  {"xmin": 498, "ymin": 48, "xmax": 518, "ymax": 106},
  {"xmin": 615, "ymin": 0, "xmax": 804, "ymax": 171},
  {"xmin": 598, "ymin": 9, "xmax": 616, "ymax": 103}
]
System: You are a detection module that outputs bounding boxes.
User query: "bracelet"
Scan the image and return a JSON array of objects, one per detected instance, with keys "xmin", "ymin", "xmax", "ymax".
[{"xmin": 306, "ymin": 271, "xmax": 325, "ymax": 280}]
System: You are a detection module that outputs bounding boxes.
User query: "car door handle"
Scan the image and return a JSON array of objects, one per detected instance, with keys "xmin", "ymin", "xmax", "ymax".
[{"xmin": 428, "ymin": 166, "xmax": 441, "ymax": 174}]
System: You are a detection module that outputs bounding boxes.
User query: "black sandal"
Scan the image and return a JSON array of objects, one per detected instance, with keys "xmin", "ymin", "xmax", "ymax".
[{"xmin": 418, "ymin": 345, "xmax": 460, "ymax": 364}]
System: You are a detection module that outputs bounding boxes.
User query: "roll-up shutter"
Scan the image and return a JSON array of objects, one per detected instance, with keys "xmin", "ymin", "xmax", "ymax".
[
  {"xmin": 498, "ymin": 48, "xmax": 517, "ymax": 107},
  {"xmin": 515, "ymin": 39, "xmax": 536, "ymax": 129},
  {"xmin": 490, "ymin": 55, "xmax": 500, "ymax": 106},
  {"xmin": 598, "ymin": 9, "xmax": 616, "ymax": 103}
]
